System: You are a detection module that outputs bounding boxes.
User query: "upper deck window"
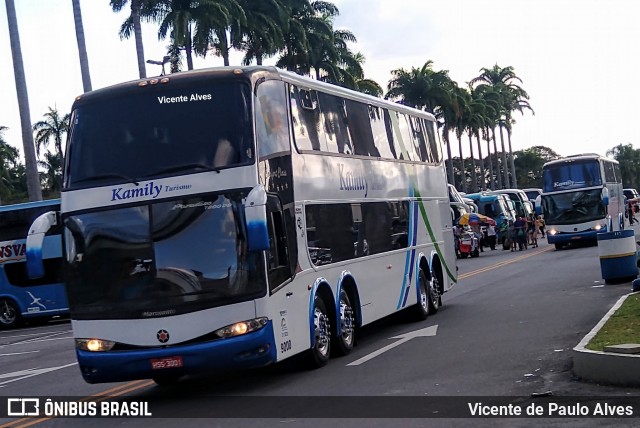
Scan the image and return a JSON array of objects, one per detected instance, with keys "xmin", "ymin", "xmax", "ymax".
[{"xmin": 65, "ymin": 80, "xmax": 253, "ymax": 189}]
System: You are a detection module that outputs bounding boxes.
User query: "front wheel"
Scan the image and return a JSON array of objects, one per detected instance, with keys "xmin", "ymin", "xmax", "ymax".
[
  {"xmin": 0, "ymin": 299, "xmax": 20, "ymax": 329},
  {"xmin": 306, "ymin": 297, "xmax": 331, "ymax": 368},
  {"xmin": 333, "ymin": 289, "xmax": 355, "ymax": 356}
]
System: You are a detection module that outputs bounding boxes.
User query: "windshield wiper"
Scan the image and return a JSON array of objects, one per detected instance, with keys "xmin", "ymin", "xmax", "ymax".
[
  {"xmin": 73, "ymin": 173, "xmax": 140, "ymax": 186},
  {"xmin": 146, "ymin": 163, "xmax": 222, "ymax": 177}
]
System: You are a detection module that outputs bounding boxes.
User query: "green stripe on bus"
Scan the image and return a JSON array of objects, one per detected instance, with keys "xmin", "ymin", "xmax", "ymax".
[{"xmin": 414, "ymin": 189, "xmax": 457, "ymax": 283}]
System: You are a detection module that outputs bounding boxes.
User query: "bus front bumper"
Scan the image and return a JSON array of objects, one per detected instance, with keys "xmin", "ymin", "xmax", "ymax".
[
  {"xmin": 547, "ymin": 228, "xmax": 605, "ymax": 244},
  {"xmin": 76, "ymin": 321, "xmax": 276, "ymax": 384}
]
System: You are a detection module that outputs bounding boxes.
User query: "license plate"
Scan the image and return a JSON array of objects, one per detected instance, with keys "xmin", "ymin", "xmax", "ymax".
[
  {"xmin": 151, "ymin": 356, "xmax": 183, "ymax": 370},
  {"xmin": 571, "ymin": 236, "xmax": 581, "ymax": 240}
]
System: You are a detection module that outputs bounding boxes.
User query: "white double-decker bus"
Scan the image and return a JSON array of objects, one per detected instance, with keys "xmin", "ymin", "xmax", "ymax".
[
  {"xmin": 27, "ymin": 66, "xmax": 456, "ymax": 384},
  {"xmin": 541, "ymin": 153, "xmax": 624, "ymax": 249}
]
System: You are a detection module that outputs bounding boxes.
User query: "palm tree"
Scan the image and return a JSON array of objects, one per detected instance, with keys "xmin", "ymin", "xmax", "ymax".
[
  {"xmin": 110, "ymin": 0, "xmax": 148, "ymax": 78},
  {"xmin": 504, "ymin": 92, "xmax": 534, "ymax": 188},
  {"xmin": 386, "ymin": 61, "xmax": 455, "ymax": 183},
  {"xmin": 471, "ymin": 64, "xmax": 531, "ymax": 189},
  {"xmin": 33, "ymin": 107, "xmax": 70, "ymax": 162},
  {"xmin": 149, "ymin": 0, "xmax": 241, "ymax": 70},
  {"xmin": 72, "ymin": 0, "xmax": 92, "ymax": 92},
  {"xmin": 276, "ymin": 0, "xmax": 338, "ymax": 75},
  {"xmin": 0, "ymin": 126, "xmax": 21, "ymax": 204},
  {"xmin": 5, "ymin": 0, "xmax": 42, "ymax": 201},
  {"xmin": 38, "ymin": 151, "xmax": 63, "ymax": 195},
  {"xmin": 231, "ymin": 0, "xmax": 287, "ymax": 65}
]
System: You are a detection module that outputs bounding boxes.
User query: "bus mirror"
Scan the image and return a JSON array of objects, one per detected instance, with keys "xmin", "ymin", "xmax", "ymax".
[
  {"xmin": 26, "ymin": 211, "xmax": 58, "ymax": 279},
  {"xmin": 244, "ymin": 185, "xmax": 270, "ymax": 251},
  {"xmin": 601, "ymin": 188, "xmax": 609, "ymax": 206}
]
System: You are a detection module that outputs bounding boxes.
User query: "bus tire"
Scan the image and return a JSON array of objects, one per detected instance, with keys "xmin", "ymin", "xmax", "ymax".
[
  {"xmin": 412, "ymin": 269, "xmax": 431, "ymax": 321},
  {"xmin": 306, "ymin": 296, "xmax": 331, "ymax": 368},
  {"xmin": 554, "ymin": 243, "xmax": 563, "ymax": 250},
  {"xmin": 0, "ymin": 299, "xmax": 21, "ymax": 329},
  {"xmin": 428, "ymin": 269, "xmax": 441, "ymax": 314},
  {"xmin": 333, "ymin": 289, "xmax": 355, "ymax": 357}
]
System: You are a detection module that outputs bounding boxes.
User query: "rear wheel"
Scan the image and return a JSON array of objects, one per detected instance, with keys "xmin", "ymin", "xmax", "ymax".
[
  {"xmin": 306, "ymin": 297, "xmax": 331, "ymax": 368},
  {"xmin": 412, "ymin": 269, "xmax": 430, "ymax": 320},
  {"xmin": 428, "ymin": 270, "xmax": 441, "ymax": 314},
  {"xmin": 0, "ymin": 299, "xmax": 20, "ymax": 329},
  {"xmin": 333, "ymin": 290, "xmax": 355, "ymax": 356}
]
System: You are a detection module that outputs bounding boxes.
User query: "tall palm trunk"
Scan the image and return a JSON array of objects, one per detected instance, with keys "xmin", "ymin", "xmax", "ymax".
[
  {"xmin": 498, "ymin": 124, "xmax": 509, "ymax": 188},
  {"xmin": 507, "ymin": 128, "xmax": 517, "ymax": 188},
  {"xmin": 485, "ymin": 128, "xmax": 494, "ymax": 190},
  {"xmin": 216, "ymin": 28, "xmax": 230, "ymax": 66},
  {"xmin": 492, "ymin": 127, "xmax": 502, "ymax": 189},
  {"xmin": 444, "ymin": 135, "xmax": 454, "ymax": 185},
  {"xmin": 132, "ymin": 0, "xmax": 146, "ymax": 78},
  {"xmin": 72, "ymin": 0, "xmax": 92, "ymax": 92},
  {"xmin": 457, "ymin": 134, "xmax": 466, "ymax": 193},
  {"xmin": 468, "ymin": 133, "xmax": 477, "ymax": 192},
  {"xmin": 475, "ymin": 131, "xmax": 485, "ymax": 190},
  {"xmin": 185, "ymin": 26, "xmax": 194, "ymax": 70},
  {"xmin": 5, "ymin": 0, "xmax": 42, "ymax": 201}
]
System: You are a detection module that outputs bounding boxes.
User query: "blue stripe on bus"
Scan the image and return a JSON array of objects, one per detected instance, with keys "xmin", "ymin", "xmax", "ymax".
[{"xmin": 397, "ymin": 194, "xmax": 415, "ymax": 310}]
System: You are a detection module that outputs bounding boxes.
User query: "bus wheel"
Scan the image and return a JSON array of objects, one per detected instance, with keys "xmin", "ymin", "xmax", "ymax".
[
  {"xmin": 0, "ymin": 299, "xmax": 20, "ymax": 329},
  {"xmin": 307, "ymin": 297, "xmax": 331, "ymax": 367},
  {"xmin": 333, "ymin": 289, "xmax": 355, "ymax": 356},
  {"xmin": 412, "ymin": 269, "xmax": 430, "ymax": 321},
  {"xmin": 554, "ymin": 243, "xmax": 563, "ymax": 250},
  {"xmin": 428, "ymin": 272, "xmax": 441, "ymax": 314}
]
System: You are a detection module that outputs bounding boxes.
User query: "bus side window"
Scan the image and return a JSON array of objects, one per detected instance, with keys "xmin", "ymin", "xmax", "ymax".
[
  {"xmin": 290, "ymin": 86, "xmax": 323, "ymax": 152},
  {"xmin": 266, "ymin": 195, "xmax": 292, "ymax": 291}
]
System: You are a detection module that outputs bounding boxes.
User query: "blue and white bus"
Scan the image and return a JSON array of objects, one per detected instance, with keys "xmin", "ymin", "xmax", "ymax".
[
  {"xmin": 541, "ymin": 154, "xmax": 624, "ymax": 249},
  {"xmin": 27, "ymin": 66, "xmax": 456, "ymax": 384},
  {"xmin": 0, "ymin": 199, "xmax": 67, "ymax": 328}
]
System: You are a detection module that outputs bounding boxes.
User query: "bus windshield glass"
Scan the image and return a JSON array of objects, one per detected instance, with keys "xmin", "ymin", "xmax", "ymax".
[
  {"xmin": 542, "ymin": 160, "xmax": 602, "ymax": 192},
  {"xmin": 63, "ymin": 192, "xmax": 266, "ymax": 320},
  {"xmin": 65, "ymin": 80, "xmax": 253, "ymax": 188},
  {"xmin": 541, "ymin": 189, "xmax": 605, "ymax": 225}
]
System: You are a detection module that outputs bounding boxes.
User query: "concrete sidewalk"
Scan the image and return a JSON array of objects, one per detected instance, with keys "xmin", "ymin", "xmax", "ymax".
[{"xmin": 572, "ymin": 219, "xmax": 640, "ymax": 387}]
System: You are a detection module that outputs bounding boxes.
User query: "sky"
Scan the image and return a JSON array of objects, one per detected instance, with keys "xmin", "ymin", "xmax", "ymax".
[{"xmin": 1, "ymin": 0, "xmax": 639, "ymax": 161}]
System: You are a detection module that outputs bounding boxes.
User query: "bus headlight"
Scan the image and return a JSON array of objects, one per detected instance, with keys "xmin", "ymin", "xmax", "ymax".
[
  {"xmin": 214, "ymin": 317, "xmax": 268, "ymax": 338},
  {"xmin": 548, "ymin": 229, "xmax": 557, "ymax": 236},
  {"xmin": 594, "ymin": 224, "xmax": 603, "ymax": 231},
  {"xmin": 76, "ymin": 338, "xmax": 115, "ymax": 352}
]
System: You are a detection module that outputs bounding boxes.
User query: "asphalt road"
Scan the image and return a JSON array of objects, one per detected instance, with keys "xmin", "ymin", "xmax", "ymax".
[{"xmin": 0, "ymin": 233, "xmax": 638, "ymax": 428}]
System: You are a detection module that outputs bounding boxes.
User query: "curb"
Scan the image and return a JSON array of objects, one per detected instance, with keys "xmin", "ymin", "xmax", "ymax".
[{"xmin": 572, "ymin": 292, "xmax": 640, "ymax": 386}]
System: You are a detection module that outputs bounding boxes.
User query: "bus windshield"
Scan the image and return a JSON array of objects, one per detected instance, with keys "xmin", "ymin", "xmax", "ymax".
[
  {"xmin": 65, "ymin": 80, "xmax": 254, "ymax": 188},
  {"xmin": 542, "ymin": 160, "xmax": 602, "ymax": 192},
  {"xmin": 541, "ymin": 189, "xmax": 605, "ymax": 225},
  {"xmin": 63, "ymin": 192, "xmax": 266, "ymax": 320}
]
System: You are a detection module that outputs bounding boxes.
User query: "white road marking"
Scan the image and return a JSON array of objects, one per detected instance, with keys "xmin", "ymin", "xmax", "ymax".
[
  {"xmin": 0, "ymin": 351, "xmax": 40, "ymax": 357},
  {"xmin": 347, "ymin": 324, "xmax": 438, "ymax": 366},
  {"xmin": 0, "ymin": 362, "xmax": 78, "ymax": 387}
]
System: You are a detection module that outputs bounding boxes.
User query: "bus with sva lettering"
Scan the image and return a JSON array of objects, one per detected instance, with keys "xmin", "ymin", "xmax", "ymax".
[
  {"xmin": 0, "ymin": 199, "xmax": 67, "ymax": 328},
  {"xmin": 26, "ymin": 66, "xmax": 456, "ymax": 384},
  {"xmin": 541, "ymin": 153, "xmax": 624, "ymax": 249}
]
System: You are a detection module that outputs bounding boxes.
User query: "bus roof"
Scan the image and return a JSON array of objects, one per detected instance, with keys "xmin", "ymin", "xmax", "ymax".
[
  {"xmin": 71, "ymin": 65, "xmax": 436, "ymax": 123},
  {"xmin": 0, "ymin": 199, "xmax": 60, "ymax": 213},
  {"xmin": 543, "ymin": 154, "xmax": 617, "ymax": 168}
]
